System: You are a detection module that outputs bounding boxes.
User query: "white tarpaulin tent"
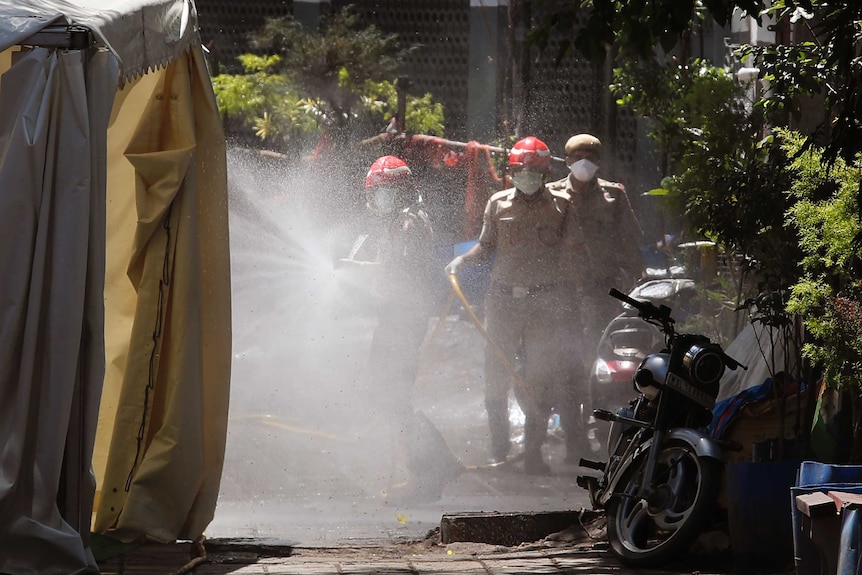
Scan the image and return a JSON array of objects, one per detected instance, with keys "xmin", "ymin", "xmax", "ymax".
[{"xmin": 0, "ymin": 1, "xmax": 231, "ymax": 572}]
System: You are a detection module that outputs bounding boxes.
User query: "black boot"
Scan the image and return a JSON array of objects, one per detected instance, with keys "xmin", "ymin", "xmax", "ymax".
[
  {"xmin": 486, "ymin": 399, "xmax": 511, "ymax": 463},
  {"xmin": 522, "ymin": 412, "xmax": 551, "ymax": 475}
]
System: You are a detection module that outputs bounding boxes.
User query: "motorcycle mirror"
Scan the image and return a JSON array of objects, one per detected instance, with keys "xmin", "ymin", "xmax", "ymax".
[{"xmin": 723, "ymin": 352, "xmax": 748, "ymax": 371}]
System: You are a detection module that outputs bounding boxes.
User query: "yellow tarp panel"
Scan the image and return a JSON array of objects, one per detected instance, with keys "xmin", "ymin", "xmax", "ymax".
[{"xmin": 93, "ymin": 45, "xmax": 231, "ymax": 543}]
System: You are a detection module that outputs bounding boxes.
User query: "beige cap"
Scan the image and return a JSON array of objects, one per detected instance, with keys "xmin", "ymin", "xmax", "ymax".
[{"xmin": 565, "ymin": 134, "xmax": 601, "ymax": 155}]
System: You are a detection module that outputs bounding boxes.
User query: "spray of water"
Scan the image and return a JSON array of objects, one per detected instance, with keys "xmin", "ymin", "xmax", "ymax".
[
  {"xmin": 225, "ymin": 148, "xmax": 387, "ymax": 485},
  {"xmin": 214, "ymin": 146, "xmax": 590, "ymax": 543}
]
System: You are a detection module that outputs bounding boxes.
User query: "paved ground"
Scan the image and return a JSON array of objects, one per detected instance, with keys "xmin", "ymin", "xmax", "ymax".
[{"xmin": 96, "ymin": 530, "xmax": 739, "ymax": 575}]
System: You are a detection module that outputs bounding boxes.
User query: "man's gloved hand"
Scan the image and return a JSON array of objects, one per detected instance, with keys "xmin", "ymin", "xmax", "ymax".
[{"xmin": 445, "ymin": 255, "xmax": 465, "ymax": 276}]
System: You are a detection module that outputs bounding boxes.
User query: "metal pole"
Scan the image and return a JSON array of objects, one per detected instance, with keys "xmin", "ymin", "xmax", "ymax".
[
  {"xmin": 361, "ymin": 131, "xmax": 566, "ymax": 164},
  {"xmin": 396, "ymin": 76, "xmax": 410, "ymax": 131}
]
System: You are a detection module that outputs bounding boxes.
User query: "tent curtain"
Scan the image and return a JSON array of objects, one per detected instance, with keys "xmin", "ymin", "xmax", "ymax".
[
  {"xmin": 717, "ymin": 321, "xmax": 801, "ymax": 403},
  {"xmin": 0, "ymin": 2, "xmax": 231, "ymax": 570},
  {"xmin": 93, "ymin": 45, "xmax": 231, "ymax": 543},
  {"xmin": 0, "ymin": 46, "xmax": 117, "ymax": 573}
]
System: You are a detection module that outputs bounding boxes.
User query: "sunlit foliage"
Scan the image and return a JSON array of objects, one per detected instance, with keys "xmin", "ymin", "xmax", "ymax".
[{"xmin": 210, "ymin": 6, "xmax": 445, "ymax": 153}]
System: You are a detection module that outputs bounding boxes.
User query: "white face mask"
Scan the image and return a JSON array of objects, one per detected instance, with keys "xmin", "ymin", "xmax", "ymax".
[
  {"xmin": 569, "ymin": 158, "xmax": 599, "ymax": 182},
  {"xmin": 367, "ymin": 186, "xmax": 397, "ymax": 214},
  {"xmin": 511, "ymin": 171, "xmax": 544, "ymax": 195}
]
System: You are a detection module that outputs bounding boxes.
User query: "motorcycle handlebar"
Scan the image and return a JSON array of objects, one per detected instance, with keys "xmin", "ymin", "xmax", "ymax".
[
  {"xmin": 609, "ymin": 287, "xmax": 664, "ymax": 318},
  {"xmin": 722, "ymin": 351, "xmax": 747, "ymax": 371},
  {"xmin": 608, "ymin": 287, "xmax": 645, "ymax": 310},
  {"xmin": 608, "ymin": 287, "xmax": 673, "ymax": 328},
  {"xmin": 609, "ymin": 287, "xmax": 748, "ymax": 371}
]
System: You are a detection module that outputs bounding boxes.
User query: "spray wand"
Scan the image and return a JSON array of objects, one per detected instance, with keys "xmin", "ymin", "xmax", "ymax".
[{"xmin": 446, "ymin": 273, "xmax": 524, "ymax": 384}]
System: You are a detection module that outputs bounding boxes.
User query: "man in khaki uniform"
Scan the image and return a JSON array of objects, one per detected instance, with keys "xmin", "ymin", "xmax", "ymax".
[
  {"xmin": 446, "ymin": 136, "xmax": 575, "ymax": 475},
  {"xmin": 548, "ymin": 133, "xmax": 645, "ymax": 462}
]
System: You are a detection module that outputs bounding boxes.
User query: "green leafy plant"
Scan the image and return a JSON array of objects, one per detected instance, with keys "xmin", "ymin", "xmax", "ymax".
[
  {"xmin": 211, "ymin": 54, "xmax": 321, "ymax": 150},
  {"xmin": 249, "ymin": 7, "xmax": 405, "ymax": 127},
  {"xmin": 210, "ymin": 6, "xmax": 446, "ymax": 154},
  {"xmin": 529, "ymin": 0, "xmax": 862, "ymax": 462},
  {"xmin": 779, "ymin": 128, "xmax": 862, "ymax": 460},
  {"xmin": 611, "ymin": 57, "xmax": 750, "ymax": 178},
  {"xmin": 784, "ymin": 129, "xmax": 862, "ymax": 385},
  {"xmin": 356, "ymin": 78, "xmax": 445, "ymax": 136},
  {"xmin": 533, "ymin": 1, "xmax": 862, "ymax": 193},
  {"xmin": 613, "ymin": 57, "xmax": 803, "ymax": 296},
  {"xmin": 530, "ymin": 0, "xmax": 763, "ymax": 66}
]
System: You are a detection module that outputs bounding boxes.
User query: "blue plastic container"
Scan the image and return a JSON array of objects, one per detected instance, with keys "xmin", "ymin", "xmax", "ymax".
[
  {"xmin": 798, "ymin": 461, "xmax": 862, "ymax": 487},
  {"xmin": 791, "ymin": 462, "xmax": 862, "ymax": 575},
  {"xmin": 838, "ymin": 506, "xmax": 862, "ymax": 575},
  {"xmin": 726, "ymin": 460, "xmax": 799, "ymax": 573}
]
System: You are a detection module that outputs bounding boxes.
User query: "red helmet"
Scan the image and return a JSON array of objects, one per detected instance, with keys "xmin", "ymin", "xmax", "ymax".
[
  {"xmin": 365, "ymin": 155, "xmax": 412, "ymax": 188},
  {"xmin": 508, "ymin": 136, "xmax": 551, "ymax": 170}
]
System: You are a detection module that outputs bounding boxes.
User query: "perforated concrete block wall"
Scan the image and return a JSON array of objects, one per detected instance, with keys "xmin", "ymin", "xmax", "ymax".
[
  {"xmin": 196, "ymin": 0, "xmax": 294, "ymax": 72},
  {"xmin": 335, "ymin": 0, "xmax": 471, "ymax": 140}
]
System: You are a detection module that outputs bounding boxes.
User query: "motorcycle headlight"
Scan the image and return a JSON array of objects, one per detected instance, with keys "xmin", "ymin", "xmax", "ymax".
[
  {"xmin": 634, "ymin": 354, "xmax": 668, "ymax": 401},
  {"xmin": 683, "ymin": 344, "xmax": 725, "ymax": 386}
]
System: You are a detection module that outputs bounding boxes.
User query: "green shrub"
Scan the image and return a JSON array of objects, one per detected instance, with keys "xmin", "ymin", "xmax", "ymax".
[
  {"xmin": 784, "ymin": 129, "xmax": 862, "ymax": 391},
  {"xmin": 210, "ymin": 7, "xmax": 446, "ymax": 155}
]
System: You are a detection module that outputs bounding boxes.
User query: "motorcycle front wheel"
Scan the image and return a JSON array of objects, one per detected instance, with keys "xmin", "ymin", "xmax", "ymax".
[{"xmin": 606, "ymin": 438, "xmax": 722, "ymax": 567}]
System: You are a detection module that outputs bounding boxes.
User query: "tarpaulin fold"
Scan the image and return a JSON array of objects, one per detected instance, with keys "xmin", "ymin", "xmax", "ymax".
[
  {"xmin": 93, "ymin": 46, "xmax": 231, "ymax": 544},
  {"xmin": 0, "ymin": 0, "xmax": 197, "ymax": 84}
]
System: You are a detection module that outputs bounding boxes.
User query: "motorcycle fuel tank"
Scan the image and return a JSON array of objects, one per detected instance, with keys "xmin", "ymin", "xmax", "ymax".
[{"xmin": 634, "ymin": 353, "xmax": 669, "ymax": 400}]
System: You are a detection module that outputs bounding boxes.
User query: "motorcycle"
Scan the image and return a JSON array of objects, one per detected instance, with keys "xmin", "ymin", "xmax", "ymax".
[
  {"xmin": 583, "ymin": 278, "xmax": 699, "ymax": 455},
  {"xmin": 577, "ymin": 287, "xmax": 745, "ymax": 567}
]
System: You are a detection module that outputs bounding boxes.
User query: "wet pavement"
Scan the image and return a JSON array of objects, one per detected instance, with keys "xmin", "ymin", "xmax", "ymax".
[{"xmin": 208, "ymin": 309, "xmax": 599, "ymax": 546}]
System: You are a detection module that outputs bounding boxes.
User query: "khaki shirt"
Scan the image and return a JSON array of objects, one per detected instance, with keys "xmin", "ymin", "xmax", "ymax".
[
  {"xmin": 478, "ymin": 186, "xmax": 571, "ymax": 288},
  {"xmin": 548, "ymin": 175, "xmax": 644, "ymax": 290}
]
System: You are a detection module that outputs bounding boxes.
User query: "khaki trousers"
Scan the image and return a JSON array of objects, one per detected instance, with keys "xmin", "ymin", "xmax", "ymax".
[{"xmin": 483, "ymin": 286, "xmax": 580, "ymax": 462}]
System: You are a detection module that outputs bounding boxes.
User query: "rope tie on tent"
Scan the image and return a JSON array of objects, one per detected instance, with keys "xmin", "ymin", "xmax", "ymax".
[
  {"xmin": 125, "ymin": 62, "xmax": 177, "ymax": 492},
  {"xmin": 125, "ymin": 202, "xmax": 174, "ymax": 492}
]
